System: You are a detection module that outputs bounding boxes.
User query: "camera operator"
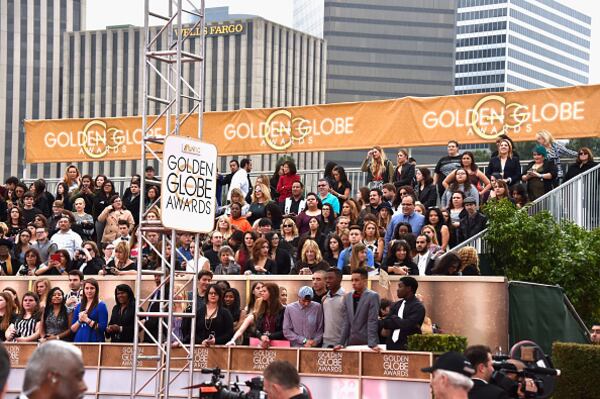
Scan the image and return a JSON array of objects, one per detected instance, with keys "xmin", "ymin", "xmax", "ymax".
[
  {"xmin": 464, "ymin": 345, "xmax": 509, "ymax": 399},
  {"xmin": 263, "ymin": 360, "xmax": 310, "ymax": 399},
  {"xmin": 495, "ymin": 359, "xmax": 539, "ymax": 399}
]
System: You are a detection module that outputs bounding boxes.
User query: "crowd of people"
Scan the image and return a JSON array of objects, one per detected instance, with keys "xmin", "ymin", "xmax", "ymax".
[{"xmin": 0, "ymin": 130, "xmax": 596, "ymax": 347}]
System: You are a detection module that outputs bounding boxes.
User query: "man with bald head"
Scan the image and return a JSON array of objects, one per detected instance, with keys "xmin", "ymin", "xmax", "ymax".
[{"xmin": 19, "ymin": 340, "xmax": 87, "ymax": 399}]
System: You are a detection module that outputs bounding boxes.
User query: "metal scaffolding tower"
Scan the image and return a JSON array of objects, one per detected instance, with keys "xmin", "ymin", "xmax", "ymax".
[{"xmin": 131, "ymin": 1, "xmax": 205, "ymax": 398}]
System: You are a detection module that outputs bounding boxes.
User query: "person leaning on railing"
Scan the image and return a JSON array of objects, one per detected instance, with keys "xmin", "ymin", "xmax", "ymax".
[
  {"xmin": 521, "ymin": 145, "xmax": 558, "ymax": 202},
  {"xmin": 565, "ymin": 147, "xmax": 597, "ymax": 181}
]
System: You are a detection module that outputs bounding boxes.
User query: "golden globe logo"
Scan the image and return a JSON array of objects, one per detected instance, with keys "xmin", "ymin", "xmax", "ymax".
[
  {"xmin": 81, "ymin": 119, "xmax": 125, "ymax": 159},
  {"xmin": 422, "ymin": 94, "xmax": 585, "ymax": 140},
  {"xmin": 223, "ymin": 109, "xmax": 355, "ymax": 151}
]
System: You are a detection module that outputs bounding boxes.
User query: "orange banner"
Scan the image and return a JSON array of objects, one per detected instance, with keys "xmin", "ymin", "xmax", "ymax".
[{"xmin": 24, "ymin": 84, "xmax": 600, "ymax": 163}]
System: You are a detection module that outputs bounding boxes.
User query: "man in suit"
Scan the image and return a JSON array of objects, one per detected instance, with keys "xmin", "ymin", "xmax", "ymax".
[
  {"xmin": 413, "ymin": 234, "xmax": 436, "ymax": 276},
  {"xmin": 465, "ymin": 345, "xmax": 509, "ymax": 399},
  {"xmin": 334, "ymin": 268, "xmax": 381, "ymax": 352},
  {"xmin": 381, "ymin": 276, "xmax": 426, "ymax": 350}
]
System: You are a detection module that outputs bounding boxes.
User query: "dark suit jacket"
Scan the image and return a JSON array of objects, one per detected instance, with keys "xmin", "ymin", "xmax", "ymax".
[
  {"xmin": 382, "ymin": 296, "xmax": 425, "ymax": 350},
  {"xmin": 340, "ymin": 289, "xmax": 380, "ymax": 348},
  {"xmin": 413, "ymin": 252, "xmax": 436, "ymax": 276},
  {"xmin": 469, "ymin": 379, "xmax": 510, "ymax": 399},
  {"xmin": 459, "ymin": 212, "xmax": 488, "ymax": 242},
  {"xmin": 416, "ymin": 184, "xmax": 437, "ymax": 209},
  {"xmin": 393, "ymin": 163, "xmax": 415, "ymax": 188},
  {"xmin": 486, "ymin": 157, "xmax": 521, "ymax": 186}
]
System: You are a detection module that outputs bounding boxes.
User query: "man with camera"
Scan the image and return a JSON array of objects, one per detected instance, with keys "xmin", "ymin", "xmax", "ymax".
[
  {"xmin": 465, "ymin": 345, "xmax": 509, "ymax": 399},
  {"xmin": 263, "ymin": 360, "xmax": 310, "ymax": 399}
]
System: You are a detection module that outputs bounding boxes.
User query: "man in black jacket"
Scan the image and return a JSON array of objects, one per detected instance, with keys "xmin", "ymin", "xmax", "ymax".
[
  {"xmin": 465, "ymin": 345, "xmax": 509, "ymax": 399},
  {"xmin": 459, "ymin": 197, "xmax": 488, "ymax": 242},
  {"xmin": 381, "ymin": 276, "xmax": 425, "ymax": 350}
]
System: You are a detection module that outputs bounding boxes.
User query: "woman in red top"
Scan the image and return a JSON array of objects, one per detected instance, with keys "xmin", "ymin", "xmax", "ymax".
[{"xmin": 276, "ymin": 160, "xmax": 300, "ymax": 203}]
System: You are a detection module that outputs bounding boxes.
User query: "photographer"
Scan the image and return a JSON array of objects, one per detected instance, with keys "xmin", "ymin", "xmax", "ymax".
[
  {"xmin": 264, "ymin": 360, "xmax": 310, "ymax": 399},
  {"xmin": 465, "ymin": 345, "xmax": 509, "ymax": 399},
  {"xmin": 35, "ymin": 249, "xmax": 70, "ymax": 276},
  {"xmin": 76, "ymin": 241, "xmax": 105, "ymax": 275},
  {"xmin": 100, "ymin": 241, "xmax": 136, "ymax": 276}
]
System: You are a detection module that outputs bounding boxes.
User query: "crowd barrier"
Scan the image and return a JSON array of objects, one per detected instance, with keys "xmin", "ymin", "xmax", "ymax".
[
  {"xmin": 5, "ymin": 343, "xmax": 433, "ymax": 398},
  {"xmin": 0, "ymin": 275, "xmax": 508, "ymax": 352}
]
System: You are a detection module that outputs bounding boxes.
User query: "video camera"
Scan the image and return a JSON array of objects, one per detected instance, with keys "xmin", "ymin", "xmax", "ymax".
[
  {"xmin": 186, "ymin": 367, "xmax": 266, "ymax": 399},
  {"xmin": 491, "ymin": 340, "xmax": 560, "ymax": 398}
]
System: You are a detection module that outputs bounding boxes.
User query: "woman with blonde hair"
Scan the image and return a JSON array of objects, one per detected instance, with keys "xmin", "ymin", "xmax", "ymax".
[
  {"xmin": 420, "ymin": 225, "xmax": 443, "ymax": 253},
  {"xmin": 101, "ymin": 241, "xmax": 136, "ymax": 275},
  {"xmin": 362, "ymin": 220, "xmax": 384, "ymax": 264},
  {"xmin": 35, "ymin": 278, "xmax": 52, "ymax": 310},
  {"xmin": 536, "ymin": 130, "xmax": 578, "ymax": 184},
  {"xmin": 221, "ymin": 188, "xmax": 250, "ymax": 216},
  {"xmin": 216, "ymin": 215, "xmax": 234, "ymax": 240},
  {"xmin": 292, "ymin": 239, "xmax": 328, "ymax": 275},
  {"xmin": 457, "ymin": 246, "xmax": 480, "ymax": 275},
  {"xmin": 280, "ymin": 217, "xmax": 299, "ymax": 254},
  {"xmin": 361, "ymin": 146, "xmax": 394, "ymax": 189},
  {"xmin": 247, "ymin": 183, "xmax": 273, "ymax": 224}
]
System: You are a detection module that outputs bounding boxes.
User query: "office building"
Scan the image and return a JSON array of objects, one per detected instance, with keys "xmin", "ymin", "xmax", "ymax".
[
  {"xmin": 455, "ymin": 0, "xmax": 591, "ymax": 94},
  {"xmin": 0, "ymin": 0, "xmax": 85, "ymax": 179},
  {"xmin": 324, "ymin": 0, "xmax": 458, "ymax": 104},
  {"xmin": 33, "ymin": 17, "xmax": 326, "ymax": 179},
  {"xmin": 323, "ymin": 0, "xmax": 458, "ymax": 165},
  {"xmin": 293, "ymin": 0, "xmax": 324, "ymax": 38}
]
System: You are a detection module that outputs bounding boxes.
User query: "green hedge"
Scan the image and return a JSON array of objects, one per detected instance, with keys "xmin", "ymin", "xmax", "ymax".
[
  {"xmin": 483, "ymin": 200, "xmax": 600, "ymax": 324},
  {"xmin": 407, "ymin": 334, "xmax": 467, "ymax": 353},
  {"xmin": 553, "ymin": 342, "xmax": 600, "ymax": 398}
]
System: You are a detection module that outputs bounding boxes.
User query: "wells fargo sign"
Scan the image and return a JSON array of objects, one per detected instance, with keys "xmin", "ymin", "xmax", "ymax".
[
  {"xmin": 174, "ymin": 22, "xmax": 245, "ymax": 38},
  {"xmin": 24, "ymin": 84, "xmax": 600, "ymax": 163}
]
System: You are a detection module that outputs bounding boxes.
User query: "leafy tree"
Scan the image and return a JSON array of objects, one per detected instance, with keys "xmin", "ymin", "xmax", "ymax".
[{"xmin": 482, "ymin": 200, "xmax": 600, "ymax": 324}]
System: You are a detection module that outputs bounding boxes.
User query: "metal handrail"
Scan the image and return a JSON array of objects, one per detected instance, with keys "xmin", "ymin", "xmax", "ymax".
[
  {"xmin": 21, "ymin": 158, "xmax": 553, "ymax": 198},
  {"xmin": 447, "ymin": 161, "xmax": 600, "ymax": 255}
]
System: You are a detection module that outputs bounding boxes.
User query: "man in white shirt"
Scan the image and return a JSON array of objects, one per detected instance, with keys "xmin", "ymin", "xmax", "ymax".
[
  {"xmin": 227, "ymin": 158, "xmax": 252, "ymax": 202},
  {"xmin": 413, "ymin": 234, "xmax": 435, "ymax": 276},
  {"xmin": 50, "ymin": 215, "xmax": 83, "ymax": 258}
]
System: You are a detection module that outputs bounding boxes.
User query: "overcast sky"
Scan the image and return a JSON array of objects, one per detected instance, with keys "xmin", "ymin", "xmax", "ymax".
[{"xmin": 86, "ymin": 0, "xmax": 599, "ymax": 83}]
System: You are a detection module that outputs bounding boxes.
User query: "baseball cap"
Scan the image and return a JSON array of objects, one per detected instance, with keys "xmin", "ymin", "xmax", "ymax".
[
  {"xmin": 298, "ymin": 286, "xmax": 314, "ymax": 300},
  {"xmin": 464, "ymin": 196, "xmax": 477, "ymax": 205},
  {"xmin": 421, "ymin": 351, "xmax": 475, "ymax": 377}
]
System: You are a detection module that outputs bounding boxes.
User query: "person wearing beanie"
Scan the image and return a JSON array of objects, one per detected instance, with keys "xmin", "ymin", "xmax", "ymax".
[
  {"xmin": 282, "ymin": 286, "xmax": 324, "ymax": 347},
  {"xmin": 522, "ymin": 145, "xmax": 558, "ymax": 201}
]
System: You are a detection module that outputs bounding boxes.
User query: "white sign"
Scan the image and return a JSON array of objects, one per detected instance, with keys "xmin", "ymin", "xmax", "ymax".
[{"xmin": 161, "ymin": 136, "xmax": 217, "ymax": 233}]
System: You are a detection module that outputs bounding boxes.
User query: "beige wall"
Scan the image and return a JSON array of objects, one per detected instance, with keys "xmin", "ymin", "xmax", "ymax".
[{"xmin": 0, "ymin": 275, "xmax": 508, "ymax": 350}]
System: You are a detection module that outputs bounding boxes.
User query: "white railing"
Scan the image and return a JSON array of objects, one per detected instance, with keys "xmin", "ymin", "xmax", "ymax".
[
  {"xmin": 449, "ymin": 161, "xmax": 600, "ymax": 255},
  {"xmin": 22, "ymin": 159, "xmax": 546, "ymax": 198}
]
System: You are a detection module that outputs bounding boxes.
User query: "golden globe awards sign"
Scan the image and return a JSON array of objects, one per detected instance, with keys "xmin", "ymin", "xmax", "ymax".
[{"xmin": 161, "ymin": 136, "xmax": 217, "ymax": 233}]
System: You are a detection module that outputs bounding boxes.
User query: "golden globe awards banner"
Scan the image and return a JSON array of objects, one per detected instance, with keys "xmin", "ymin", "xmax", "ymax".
[
  {"xmin": 160, "ymin": 136, "xmax": 217, "ymax": 233},
  {"xmin": 24, "ymin": 84, "xmax": 600, "ymax": 163}
]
